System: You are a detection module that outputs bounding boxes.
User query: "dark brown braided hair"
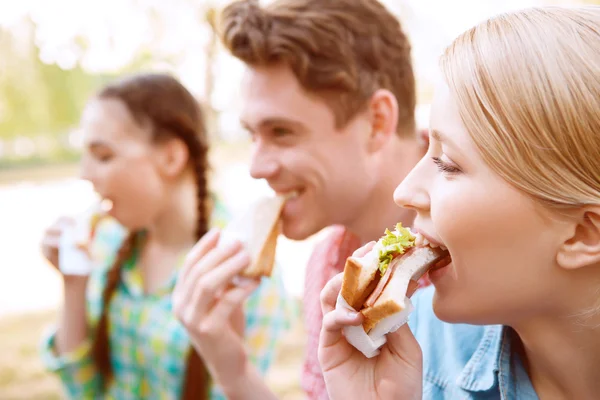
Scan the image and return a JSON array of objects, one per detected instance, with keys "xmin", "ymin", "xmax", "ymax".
[{"xmin": 91, "ymin": 73, "xmax": 210, "ymax": 399}]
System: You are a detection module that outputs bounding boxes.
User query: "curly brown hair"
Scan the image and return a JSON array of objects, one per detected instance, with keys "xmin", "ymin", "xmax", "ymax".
[
  {"xmin": 91, "ymin": 73, "xmax": 210, "ymax": 400},
  {"xmin": 219, "ymin": 0, "xmax": 416, "ymax": 136}
]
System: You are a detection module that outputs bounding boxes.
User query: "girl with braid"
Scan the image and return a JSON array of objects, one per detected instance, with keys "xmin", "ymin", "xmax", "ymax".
[{"xmin": 40, "ymin": 73, "xmax": 292, "ymax": 400}]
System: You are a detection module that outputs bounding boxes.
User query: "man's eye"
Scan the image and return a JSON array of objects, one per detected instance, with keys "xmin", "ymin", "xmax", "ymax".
[
  {"xmin": 272, "ymin": 127, "xmax": 292, "ymax": 137},
  {"xmin": 93, "ymin": 151, "xmax": 114, "ymax": 162}
]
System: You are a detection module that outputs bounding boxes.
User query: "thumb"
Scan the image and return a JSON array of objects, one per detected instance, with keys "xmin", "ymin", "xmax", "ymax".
[{"xmin": 384, "ymin": 323, "xmax": 422, "ymax": 369}]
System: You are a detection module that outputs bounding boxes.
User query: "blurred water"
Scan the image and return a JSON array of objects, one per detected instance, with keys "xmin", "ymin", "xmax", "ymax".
[{"xmin": 0, "ymin": 164, "xmax": 315, "ymax": 317}]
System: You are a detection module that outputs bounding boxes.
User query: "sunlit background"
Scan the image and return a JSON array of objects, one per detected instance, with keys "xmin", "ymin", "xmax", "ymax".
[{"xmin": 0, "ymin": 0, "xmax": 595, "ymax": 398}]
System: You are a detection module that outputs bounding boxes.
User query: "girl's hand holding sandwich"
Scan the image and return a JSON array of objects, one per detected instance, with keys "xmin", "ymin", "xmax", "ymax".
[
  {"xmin": 319, "ymin": 242, "xmax": 423, "ymax": 400},
  {"xmin": 41, "ymin": 216, "xmax": 89, "ymax": 284}
]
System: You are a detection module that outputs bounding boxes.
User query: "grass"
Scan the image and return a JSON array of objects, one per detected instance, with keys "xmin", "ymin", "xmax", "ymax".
[
  {"xmin": 0, "ymin": 311, "xmax": 63, "ymax": 400},
  {"xmin": 0, "ymin": 307, "xmax": 306, "ymax": 400}
]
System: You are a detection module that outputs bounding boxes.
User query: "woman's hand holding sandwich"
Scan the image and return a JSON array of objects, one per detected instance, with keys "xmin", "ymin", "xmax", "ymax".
[
  {"xmin": 173, "ymin": 229, "xmax": 277, "ymax": 400},
  {"xmin": 318, "ymin": 242, "xmax": 423, "ymax": 400}
]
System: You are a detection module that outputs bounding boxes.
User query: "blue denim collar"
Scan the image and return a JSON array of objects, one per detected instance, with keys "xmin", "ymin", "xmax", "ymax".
[{"xmin": 456, "ymin": 324, "xmax": 504, "ymax": 392}]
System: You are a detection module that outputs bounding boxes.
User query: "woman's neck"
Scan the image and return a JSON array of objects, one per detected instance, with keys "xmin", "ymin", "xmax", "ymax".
[{"xmin": 513, "ymin": 313, "xmax": 600, "ymax": 399}]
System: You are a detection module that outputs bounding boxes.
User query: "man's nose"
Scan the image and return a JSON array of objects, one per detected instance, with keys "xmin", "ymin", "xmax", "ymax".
[{"xmin": 249, "ymin": 143, "xmax": 280, "ymax": 180}]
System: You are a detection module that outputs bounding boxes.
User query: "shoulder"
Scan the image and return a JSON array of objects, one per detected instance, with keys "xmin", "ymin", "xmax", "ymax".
[{"xmin": 409, "ymin": 287, "xmax": 502, "ymax": 396}]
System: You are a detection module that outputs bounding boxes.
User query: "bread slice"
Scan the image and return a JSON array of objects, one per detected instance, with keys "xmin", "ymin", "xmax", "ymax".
[
  {"xmin": 341, "ymin": 250, "xmax": 381, "ymax": 310},
  {"xmin": 361, "ymin": 246, "xmax": 449, "ymax": 332},
  {"xmin": 241, "ymin": 213, "xmax": 280, "ymax": 278},
  {"xmin": 219, "ymin": 195, "xmax": 286, "ymax": 278},
  {"xmin": 361, "ymin": 269, "xmax": 407, "ymax": 332}
]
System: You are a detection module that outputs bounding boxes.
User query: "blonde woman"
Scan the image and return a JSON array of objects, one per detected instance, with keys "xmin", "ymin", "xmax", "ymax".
[{"xmin": 319, "ymin": 6, "xmax": 600, "ymax": 400}]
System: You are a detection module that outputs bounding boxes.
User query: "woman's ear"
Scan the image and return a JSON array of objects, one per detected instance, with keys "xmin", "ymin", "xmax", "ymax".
[
  {"xmin": 155, "ymin": 138, "xmax": 190, "ymax": 178},
  {"xmin": 367, "ymin": 89, "xmax": 399, "ymax": 153},
  {"xmin": 557, "ymin": 208, "xmax": 600, "ymax": 270}
]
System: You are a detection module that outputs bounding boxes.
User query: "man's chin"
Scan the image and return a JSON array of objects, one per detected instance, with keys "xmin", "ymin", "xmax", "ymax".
[{"xmin": 281, "ymin": 218, "xmax": 320, "ymax": 241}]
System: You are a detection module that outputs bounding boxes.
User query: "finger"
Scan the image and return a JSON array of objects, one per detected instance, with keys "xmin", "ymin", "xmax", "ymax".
[
  {"xmin": 177, "ymin": 243, "xmax": 247, "ymax": 311},
  {"xmin": 195, "ymin": 249, "xmax": 251, "ymax": 297},
  {"xmin": 41, "ymin": 246, "xmax": 59, "ymax": 267},
  {"xmin": 384, "ymin": 323, "xmax": 422, "ymax": 368},
  {"xmin": 201, "ymin": 282, "xmax": 259, "ymax": 336},
  {"xmin": 177, "ymin": 229, "xmax": 225, "ymax": 285},
  {"xmin": 320, "ymin": 308, "xmax": 363, "ymax": 347},
  {"xmin": 179, "ymin": 229, "xmax": 220, "ymax": 281},
  {"xmin": 189, "ymin": 249, "xmax": 251, "ymax": 318},
  {"xmin": 320, "ymin": 273, "xmax": 343, "ymax": 315},
  {"xmin": 351, "ymin": 241, "xmax": 376, "ymax": 258}
]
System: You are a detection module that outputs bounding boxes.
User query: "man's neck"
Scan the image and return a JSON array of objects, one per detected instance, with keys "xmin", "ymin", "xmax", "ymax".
[{"xmin": 346, "ymin": 136, "xmax": 423, "ymax": 244}]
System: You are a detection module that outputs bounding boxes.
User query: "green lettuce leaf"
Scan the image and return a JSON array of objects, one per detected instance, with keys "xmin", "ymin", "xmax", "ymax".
[{"xmin": 378, "ymin": 223, "xmax": 416, "ymax": 274}]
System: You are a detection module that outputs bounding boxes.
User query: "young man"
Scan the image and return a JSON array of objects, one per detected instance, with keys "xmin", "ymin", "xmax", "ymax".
[{"xmin": 172, "ymin": 0, "xmax": 427, "ymax": 398}]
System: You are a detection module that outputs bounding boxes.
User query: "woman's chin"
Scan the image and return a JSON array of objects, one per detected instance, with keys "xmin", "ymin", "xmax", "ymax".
[
  {"xmin": 432, "ymin": 294, "xmax": 504, "ymax": 326},
  {"xmin": 432, "ymin": 292, "xmax": 478, "ymax": 324}
]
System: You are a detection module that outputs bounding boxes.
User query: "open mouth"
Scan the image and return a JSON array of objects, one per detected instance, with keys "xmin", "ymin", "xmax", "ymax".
[
  {"xmin": 429, "ymin": 253, "xmax": 452, "ymax": 273},
  {"xmin": 414, "ymin": 232, "xmax": 451, "ymax": 273}
]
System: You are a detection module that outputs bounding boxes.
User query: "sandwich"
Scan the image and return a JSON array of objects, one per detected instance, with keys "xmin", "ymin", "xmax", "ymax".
[
  {"xmin": 219, "ymin": 194, "xmax": 287, "ymax": 278},
  {"xmin": 341, "ymin": 223, "xmax": 450, "ymax": 333},
  {"xmin": 74, "ymin": 202, "xmax": 110, "ymax": 258}
]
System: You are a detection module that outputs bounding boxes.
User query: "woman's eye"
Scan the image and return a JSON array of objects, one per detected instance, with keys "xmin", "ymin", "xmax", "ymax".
[{"xmin": 432, "ymin": 156, "xmax": 462, "ymax": 174}]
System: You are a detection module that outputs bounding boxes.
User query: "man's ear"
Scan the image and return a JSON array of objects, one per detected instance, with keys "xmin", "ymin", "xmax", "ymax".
[
  {"xmin": 155, "ymin": 137, "xmax": 190, "ymax": 178},
  {"xmin": 367, "ymin": 89, "xmax": 399, "ymax": 152},
  {"xmin": 557, "ymin": 208, "xmax": 600, "ymax": 270}
]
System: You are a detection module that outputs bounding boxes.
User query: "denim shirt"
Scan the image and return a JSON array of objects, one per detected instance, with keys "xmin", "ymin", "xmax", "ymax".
[{"xmin": 409, "ymin": 287, "xmax": 539, "ymax": 400}]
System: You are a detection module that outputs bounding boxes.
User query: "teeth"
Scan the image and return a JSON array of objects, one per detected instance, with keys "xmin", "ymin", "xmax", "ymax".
[
  {"xmin": 415, "ymin": 233, "xmax": 424, "ymax": 246},
  {"xmin": 284, "ymin": 191, "xmax": 299, "ymax": 200},
  {"xmin": 429, "ymin": 241, "xmax": 438, "ymax": 248},
  {"xmin": 100, "ymin": 199, "xmax": 113, "ymax": 213},
  {"xmin": 440, "ymin": 245, "xmax": 448, "ymax": 251}
]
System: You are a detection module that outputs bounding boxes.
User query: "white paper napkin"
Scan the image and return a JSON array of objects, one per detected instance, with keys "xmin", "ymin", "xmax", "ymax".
[
  {"xmin": 59, "ymin": 224, "xmax": 94, "ymax": 276},
  {"xmin": 335, "ymin": 294, "xmax": 414, "ymax": 358}
]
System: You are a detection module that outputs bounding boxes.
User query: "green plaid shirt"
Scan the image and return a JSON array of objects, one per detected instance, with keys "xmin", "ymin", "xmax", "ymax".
[{"xmin": 41, "ymin": 201, "xmax": 294, "ymax": 399}]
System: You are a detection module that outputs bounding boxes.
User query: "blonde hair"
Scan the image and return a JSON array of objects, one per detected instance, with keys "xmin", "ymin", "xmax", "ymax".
[{"xmin": 440, "ymin": 6, "xmax": 600, "ymax": 210}]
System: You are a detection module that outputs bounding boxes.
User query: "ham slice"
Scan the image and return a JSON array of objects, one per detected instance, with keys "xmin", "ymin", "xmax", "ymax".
[{"xmin": 364, "ymin": 246, "xmax": 448, "ymax": 308}]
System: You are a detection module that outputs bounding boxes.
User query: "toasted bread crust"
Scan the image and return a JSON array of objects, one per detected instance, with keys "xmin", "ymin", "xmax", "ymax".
[
  {"xmin": 361, "ymin": 299, "xmax": 403, "ymax": 333},
  {"xmin": 241, "ymin": 220, "xmax": 280, "ymax": 278},
  {"xmin": 340, "ymin": 258, "xmax": 362, "ymax": 308}
]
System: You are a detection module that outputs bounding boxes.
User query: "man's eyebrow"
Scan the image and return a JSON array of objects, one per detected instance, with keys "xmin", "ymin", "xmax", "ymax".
[
  {"xmin": 88, "ymin": 140, "xmax": 110, "ymax": 149},
  {"xmin": 241, "ymin": 117, "xmax": 307, "ymax": 132}
]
